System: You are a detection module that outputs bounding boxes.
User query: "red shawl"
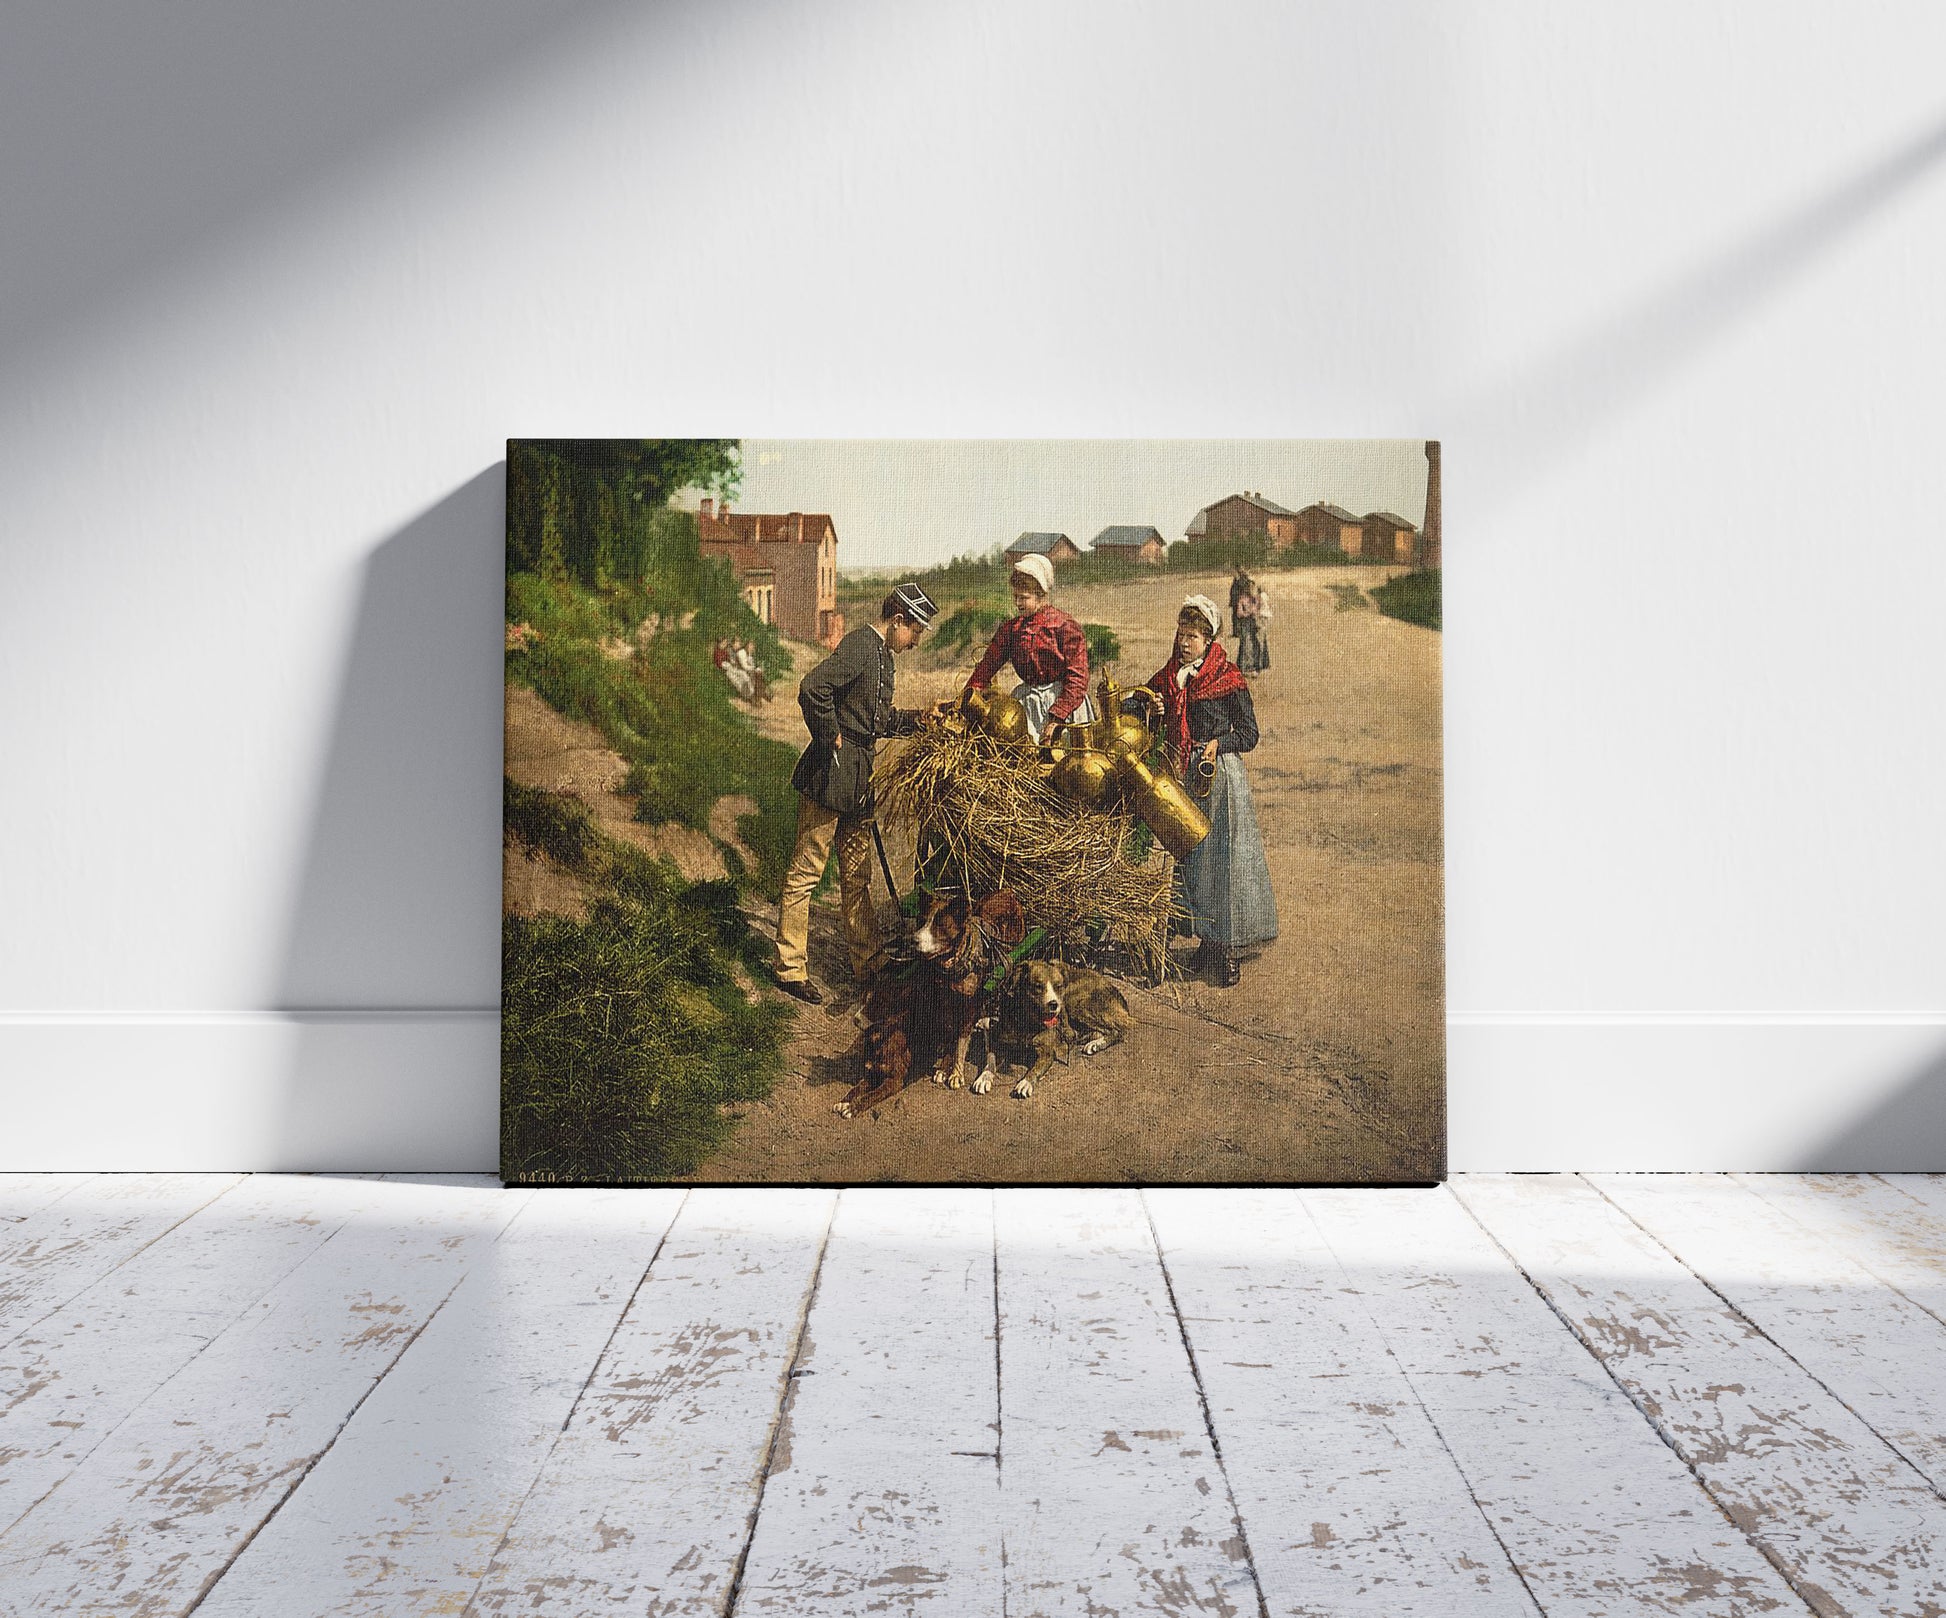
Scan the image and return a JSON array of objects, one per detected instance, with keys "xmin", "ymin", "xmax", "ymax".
[{"xmin": 1150, "ymin": 640, "xmax": 1248, "ymax": 763}]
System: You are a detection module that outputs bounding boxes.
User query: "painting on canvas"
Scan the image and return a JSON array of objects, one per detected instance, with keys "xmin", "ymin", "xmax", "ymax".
[{"xmin": 502, "ymin": 440, "xmax": 1443, "ymax": 1184}]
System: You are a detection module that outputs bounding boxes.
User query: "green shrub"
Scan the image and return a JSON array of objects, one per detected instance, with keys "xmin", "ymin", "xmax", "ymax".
[
  {"xmin": 500, "ymin": 787, "xmax": 788, "ymax": 1183},
  {"xmin": 1370, "ymin": 569, "xmax": 1441, "ymax": 631},
  {"xmin": 1083, "ymin": 622, "xmax": 1122, "ymax": 665},
  {"xmin": 930, "ymin": 603, "xmax": 1007, "ymax": 657},
  {"xmin": 501, "ymin": 892, "xmax": 788, "ymax": 1183},
  {"xmin": 504, "ymin": 778, "xmax": 598, "ymax": 869}
]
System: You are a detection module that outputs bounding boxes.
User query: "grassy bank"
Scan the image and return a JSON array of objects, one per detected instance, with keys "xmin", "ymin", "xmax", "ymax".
[
  {"xmin": 502, "ymin": 781, "xmax": 787, "ymax": 1182},
  {"xmin": 1370, "ymin": 569, "xmax": 1441, "ymax": 631},
  {"xmin": 506, "ymin": 567, "xmax": 801, "ymax": 889}
]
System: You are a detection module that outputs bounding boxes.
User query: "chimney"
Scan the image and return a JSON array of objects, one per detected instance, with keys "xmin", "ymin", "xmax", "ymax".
[
  {"xmin": 699, "ymin": 497, "xmax": 714, "ymax": 521},
  {"xmin": 1422, "ymin": 440, "xmax": 1442, "ymax": 562},
  {"xmin": 790, "ymin": 511, "xmax": 805, "ymax": 541}
]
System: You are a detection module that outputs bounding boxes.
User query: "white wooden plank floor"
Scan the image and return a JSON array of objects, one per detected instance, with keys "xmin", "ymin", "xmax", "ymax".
[{"xmin": 0, "ymin": 1177, "xmax": 1942, "ymax": 1617}]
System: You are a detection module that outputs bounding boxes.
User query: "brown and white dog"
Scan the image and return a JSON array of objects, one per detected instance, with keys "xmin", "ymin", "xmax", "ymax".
[
  {"xmin": 834, "ymin": 890, "xmax": 1026, "ymax": 1118},
  {"xmin": 974, "ymin": 958, "xmax": 1132, "ymax": 1100}
]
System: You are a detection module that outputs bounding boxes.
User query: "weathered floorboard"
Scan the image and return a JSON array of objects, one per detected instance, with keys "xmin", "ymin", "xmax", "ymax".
[
  {"xmin": 0, "ymin": 1174, "xmax": 405, "ymax": 1535},
  {"xmin": 731, "ymin": 1188, "xmax": 1003, "ymax": 1615},
  {"xmin": 1458, "ymin": 1173, "xmax": 1946, "ymax": 1617},
  {"xmin": 1146, "ymin": 1188, "xmax": 1539, "ymax": 1616},
  {"xmin": 1733, "ymin": 1175, "xmax": 1946, "ymax": 1325},
  {"xmin": 1305, "ymin": 1186, "xmax": 1806, "ymax": 1616},
  {"xmin": 1593, "ymin": 1173, "xmax": 1946, "ymax": 1498},
  {"xmin": 995, "ymin": 1188, "xmax": 1261, "ymax": 1618},
  {"xmin": 192, "ymin": 1186, "xmax": 686, "ymax": 1617},
  {"xmin": 0, "ymin": 1173, "xmax": 245, "ymax": 1347},
  {"xmin": 0, "ymin": 1174, "xmax": 95, "ymax": 1223},
  {"xmin": 465, "ymin": 1187, "xmax": 838, "ymax": 1616},
  {"xmin": 0, "ymin": 1175, "xmax": 526, "ymax": 1616}
]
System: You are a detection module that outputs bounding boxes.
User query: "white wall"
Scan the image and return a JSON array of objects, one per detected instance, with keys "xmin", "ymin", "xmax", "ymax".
[{"xmin": 4, "ymin": 1, "xmax": 1943, "ymax": 1171}]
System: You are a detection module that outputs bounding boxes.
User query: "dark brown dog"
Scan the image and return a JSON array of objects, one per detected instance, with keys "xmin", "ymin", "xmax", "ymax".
[
  {"xmin": 974, "ymin": 958, "xmax": 1131, "ymax": 1100},
  {"xmin": 834, "ymin": 890, "xmax": 1026, "ymax": 1118}
]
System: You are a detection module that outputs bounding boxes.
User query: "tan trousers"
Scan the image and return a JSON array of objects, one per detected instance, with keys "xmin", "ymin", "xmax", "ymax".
[{"xmin": 775, "ymin": 793, "xmax": 883, "ymax": 982}]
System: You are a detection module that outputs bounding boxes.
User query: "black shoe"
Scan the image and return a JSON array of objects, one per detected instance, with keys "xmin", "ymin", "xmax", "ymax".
[
  {"xmin": 775, "ymin": 977, "xmax": 824, "ymax": 1006},
  {"xmin": 1218, "ymin": 950, "xmax": 1241, "ymax": 989}
]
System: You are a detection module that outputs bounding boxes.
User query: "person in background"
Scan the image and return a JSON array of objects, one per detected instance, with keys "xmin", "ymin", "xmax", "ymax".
[
  {"xmin": 1228, "ymin": 564, "xmax": 1253, "ymax": 634},
  {"xmin": 773, "ymin": 583, "xmax": 940, "ymax": 1005},
  {"xmin": 962, "ymin": 552, "xmax": 1094, "ymax": 743},
  {"xmin": 733, "ymin": 639, "xmax": 769, "ymax": 703},
  {"xmin": 714, "ymin": 637, "xmax": 754, "ymax": 702},
  {"xmin": 1150, "ymin": 595, "xmax": 1278, "ymax": 987},
  {"xmin": 1232, "ymin": 572, "xmax": 1270, "ymax": 677}
]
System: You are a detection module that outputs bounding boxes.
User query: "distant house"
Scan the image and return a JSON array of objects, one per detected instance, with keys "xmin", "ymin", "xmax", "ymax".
[
  {"xmin": 1291, "ymin": 502, "xmax": 1365, "ymax": 556},
  {"xmin": 1360, "ymin": 511, "xmax": 1420, "ymax": 565},
  {"xmin": 1091, "ymin": 525, "xmax": 1167, "ymax": 565},
  {"xmin": 696, "ymin": 499, "xmax": 845, "ymax": 647},
  {"xmin": 1004, "ymin": 532, "xmax": 1082, "ymax": 566},
  {"xmin": 1185, "ymin": 492, "xmax": 1300, "ymax": 548}
]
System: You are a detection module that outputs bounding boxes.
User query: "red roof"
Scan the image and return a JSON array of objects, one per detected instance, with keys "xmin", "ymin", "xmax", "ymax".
[{"xmin": 700, "ymin": 511, "xmax": 836, "ymax": 545}]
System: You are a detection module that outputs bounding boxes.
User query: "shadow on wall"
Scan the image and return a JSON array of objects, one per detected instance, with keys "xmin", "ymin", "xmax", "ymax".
[
  {"xmin": 273, "ymin": 467, "xmax": 505, "ymax": 1171},
  {"xmin": 1796, "ymin": 1043, "xmax": 1946, "ymax": 1173},
  {"xmin": 0, "ymin": 1, "xmax": 637, "ymax": 379}
]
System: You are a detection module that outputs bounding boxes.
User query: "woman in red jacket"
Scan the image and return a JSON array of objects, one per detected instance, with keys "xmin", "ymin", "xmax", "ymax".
[{"xmin": 960, "ymin": 553, "xmax": 1095, "ymax": 741}]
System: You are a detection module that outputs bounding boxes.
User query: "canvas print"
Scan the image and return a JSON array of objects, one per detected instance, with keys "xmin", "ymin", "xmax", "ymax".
[{"xmin": 502, "ymin": 440, "xmax": 1443, "ymax": 1184}]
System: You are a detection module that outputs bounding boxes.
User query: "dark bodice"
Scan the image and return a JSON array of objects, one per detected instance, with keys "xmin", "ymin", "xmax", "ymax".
[{"xmin": 1184, "ymin": 686, "xmax": 1259, "ymax": 755}]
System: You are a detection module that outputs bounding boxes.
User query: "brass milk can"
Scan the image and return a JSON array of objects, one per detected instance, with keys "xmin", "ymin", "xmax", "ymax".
[
  {"xmin": 1115, "ymin": 753, "xmax": 1210, "ymax": 859},
  {"xmin": 960, "ymin": 685, "xmax": 1032, "ymax": 747}
]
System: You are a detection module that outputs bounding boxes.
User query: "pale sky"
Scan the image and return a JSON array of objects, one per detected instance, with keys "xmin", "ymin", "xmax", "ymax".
[{"xmin": 713, "ymin": 440, "xmax": 1432, "ymax": 573}]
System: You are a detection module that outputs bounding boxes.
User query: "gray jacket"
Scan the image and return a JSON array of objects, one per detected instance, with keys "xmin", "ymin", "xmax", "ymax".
[{"xmin": 789, "ymin": 624, "xmax": 918, "ymax": 813}]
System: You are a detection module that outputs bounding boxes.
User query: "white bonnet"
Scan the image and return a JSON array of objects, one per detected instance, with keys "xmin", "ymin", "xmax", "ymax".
[
  {"xmin": 1180, "ymin": 594, "xmax": 1221, "ymax": 637},
  {"xmin": 1010, "ymin": 554, "xmax": 1055, "ymax": 595}
]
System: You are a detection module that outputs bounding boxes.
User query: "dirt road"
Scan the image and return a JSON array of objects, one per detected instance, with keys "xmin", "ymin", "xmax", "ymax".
[{"xmin": 689, "ymin": 567, "xmax": 1444, "ymax": 1184}]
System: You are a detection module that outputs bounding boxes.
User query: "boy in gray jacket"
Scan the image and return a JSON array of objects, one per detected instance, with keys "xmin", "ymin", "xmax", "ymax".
[{"xmin": 773, "ymin": 583, "xmax": 938, "ymax": 1004}]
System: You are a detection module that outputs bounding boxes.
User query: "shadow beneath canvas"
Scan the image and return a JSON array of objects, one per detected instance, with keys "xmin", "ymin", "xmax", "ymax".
[{"xmin": 271, "ymin": 468, "xmax": 506, "ymax": 1171}]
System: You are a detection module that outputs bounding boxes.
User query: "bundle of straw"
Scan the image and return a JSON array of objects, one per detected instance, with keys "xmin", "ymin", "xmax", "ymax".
[{"xmin": 875, "ymin": 721, "xmax": 1177, "ymax": 981}]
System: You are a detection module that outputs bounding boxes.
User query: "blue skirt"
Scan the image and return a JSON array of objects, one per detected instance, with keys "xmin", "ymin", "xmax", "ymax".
[{"xmin": 1176, "ymin": 753, "xmax": 1279, "ymax": 948}]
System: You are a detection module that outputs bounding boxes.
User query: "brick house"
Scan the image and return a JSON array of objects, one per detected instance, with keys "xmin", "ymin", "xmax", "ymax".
[
  {"xmin": 1091, "ymin": 525, "xmax": 1167, "ymax": 564},
  {"xmin": 1360, "ymin": 511, "xmax": 1420, "ymax": 564},
  {"xmin": 1291, "ymin": 502, "xmax": 1365, "ymax": 555},
  {"xmin": 1185, "ymin": 492, "xmax": 1300, "ymax": 548},
  {"xmin": 1004, "ymin": 532, "xmax": 1082, "ymax": 566},
  {"xmin": 696, "ymin": 499, "xmax": 845, "ymax": 647}
]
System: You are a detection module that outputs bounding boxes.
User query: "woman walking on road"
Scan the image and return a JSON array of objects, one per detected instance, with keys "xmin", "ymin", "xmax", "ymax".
[
  {"xmin": 1152, "ymin": 595, "xmax": 1278, "ymax": 987},
  {"xmin": 1231, "ymin": 568, "xmax": 1270, "ymax": 677}
]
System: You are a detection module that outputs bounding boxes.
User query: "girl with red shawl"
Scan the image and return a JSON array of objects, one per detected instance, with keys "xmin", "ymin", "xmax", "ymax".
[{"xmin": 1151, "ymin": 595, "xmax": 1279, "ymax": 987}]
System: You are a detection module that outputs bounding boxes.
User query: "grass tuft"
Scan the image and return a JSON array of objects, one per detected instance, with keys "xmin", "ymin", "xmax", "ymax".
[
  {"xmin": 1370, "ymin": 569, "xmax": 1441, "ymax": 631},
  {"xmin": 500, "ymin": 788, "xmax": 789, "ymax": 1183}
]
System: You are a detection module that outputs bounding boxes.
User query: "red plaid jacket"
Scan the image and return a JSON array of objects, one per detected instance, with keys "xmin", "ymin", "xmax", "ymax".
[{"xmin": 968, "ymin": 607, "xmax": 1091, "ymax": 722}]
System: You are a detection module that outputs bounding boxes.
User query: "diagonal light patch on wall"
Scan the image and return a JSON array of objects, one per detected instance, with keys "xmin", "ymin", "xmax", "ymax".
[{"xmin": 1444, "ymin": 110, "xmax": 1946, "ymax": 517}]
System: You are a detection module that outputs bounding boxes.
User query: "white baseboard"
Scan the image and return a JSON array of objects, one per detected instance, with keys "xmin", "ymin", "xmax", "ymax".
[
  {"xmin": 1447, "ymin": 1015, "xmax": 1946, "ymax": 1172},
  {"xmin": 0, "ymin": 1013, "xmax": 500, "ymax": 1172},
  {"xmin": 1, "ymin": 1014, "xmax": 1941, "ymax": 1173}
]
